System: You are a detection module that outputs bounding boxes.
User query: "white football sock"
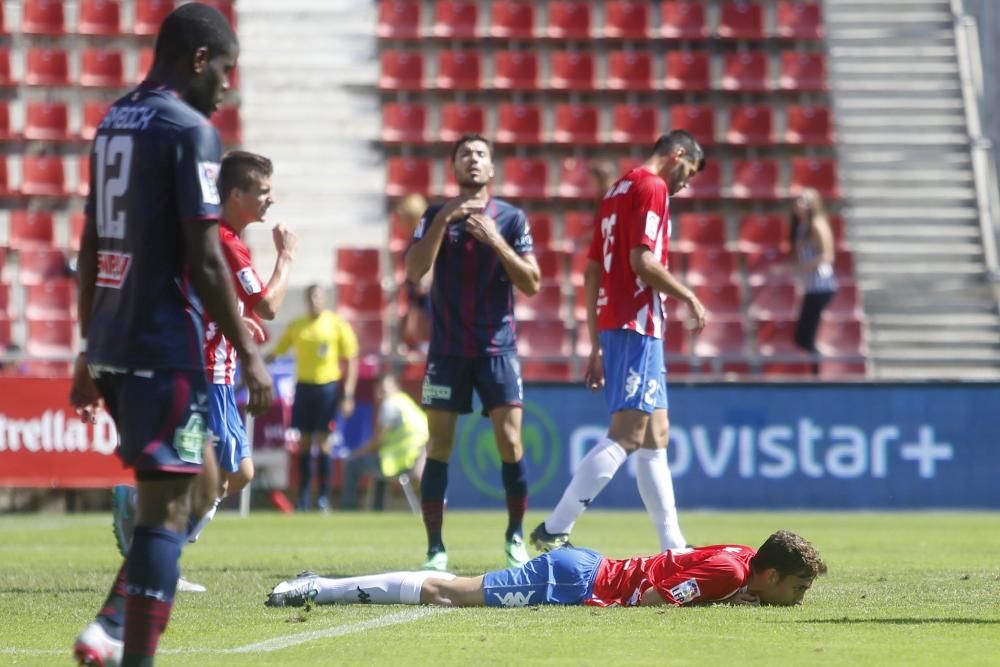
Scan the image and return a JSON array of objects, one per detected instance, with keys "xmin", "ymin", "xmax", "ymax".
[
  {"xmin": 635, "ymin": 448, "xmax": 686, "ymax": 550},
  {"xmin": 313, "ymin": 571, "xmax": 456, "ymax": 605},
  {"xmin": 187, "ymin": 497, "xmax": 221, "ymax": 544},
  {"xmin": 545, "ymin": 438, "xmax": 628, "ymax": 535}
]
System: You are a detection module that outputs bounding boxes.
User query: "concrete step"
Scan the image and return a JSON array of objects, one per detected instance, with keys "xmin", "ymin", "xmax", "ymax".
[
  {"xmin": 835, "ymin": 97, "xmax": 963, "ymax": 111},
  {"xmin": 838, "ymin": 116, "xmax": 965, "ymax": 129},
  {"xmin": 868, "ymin": 312, "xmax": 999, "ymax": 327},
  {"xmin": 872, "ymin": 365, "xmax": 1000, "ymax": 380},
  {"xmin": 847, "ymin": 206, "xmax": 977, "ymax": 220},
  {"xmin": 858, "ymin": 262, "xmax": 985, "ymax": 275},
  {"xmin": 841, "ymin": 169, "xmax": 971, "ymax": 183},
  {"xmin": 835, "ymin": 80, "xmax": 961, "ymax": 92},
  {"xmin": 851, "ymin": 226, "xmax": 981, "ymax": 240},
  {"xmin": 871, "ymin": 329, "xmax": 1000, "ymax": 345},
  {"xmin": 830, "ymin": 45, "xmax": 956, "ymax": 57},
  {"xmin": 854, "ymin": 241, "xmax": 983, "ymax": 255},
  {"xmin": 870, "ymin": 347, "xmax": 1000, "ymax": 361},
  {"xmin": 846, "ymin": 185, "xmax": 975, "ymax": 199},
  {"xmin": 838, "ymin": 134, "xmax": 969, "ymax": 146}
]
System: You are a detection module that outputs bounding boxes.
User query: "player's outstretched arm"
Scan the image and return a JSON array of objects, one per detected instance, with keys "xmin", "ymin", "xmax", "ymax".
[
  {"xmin": 254, "ymin": 224, "xmax": 297, "ymax": 321},
  {"xmin": 628, "ymin": 247, "xmax": 706, "ymax": 333},
  {"xmin": 184, "ymin": 220, "xmax": 273, "ymax": 415}
]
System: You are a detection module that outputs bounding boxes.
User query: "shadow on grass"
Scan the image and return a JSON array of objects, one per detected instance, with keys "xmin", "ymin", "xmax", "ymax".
[{"xmin": 789, "ymin": 618, "xmax": 1000, "ymax": 625}]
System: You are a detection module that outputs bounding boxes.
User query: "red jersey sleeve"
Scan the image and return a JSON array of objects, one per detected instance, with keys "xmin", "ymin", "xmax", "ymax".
[
  {"xmin": 649, "ymin": 552, "xmax": 747, "ymax": 606},
  {"xmin": 625, "ymin": 175, "xmax": 668, "ymax": 254},
  {"xmin": 220, "ymin": 230, "xmax": 267, "ymax": 311}
]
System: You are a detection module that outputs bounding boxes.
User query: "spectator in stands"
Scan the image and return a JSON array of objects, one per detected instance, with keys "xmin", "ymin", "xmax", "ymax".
[
  {"xmin": 343, "ymin": 373, "xmax": 428, "ymax": 511},
  {"xmin": 789, "ymin": 188, "xmax": 838, "ymax": 374},
  {"xmin": 270, "ymin": 285, "xmax": 359, "ymax": 511},
  {"xmin": 395, "ymin": 193, "xmax": 432, "ymax": 356}
]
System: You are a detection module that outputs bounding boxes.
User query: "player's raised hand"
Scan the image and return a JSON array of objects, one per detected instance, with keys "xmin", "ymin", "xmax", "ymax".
[
  {"xmin": 242, "ymin": 353, "xmax": 274, "ymax": 416},
  {"xmin": 445, "ymin": 195, "xmax": 487, "ymax": 223},
  {"xmin": 465, "ymin": 213, "xmax": 501, "ymax": 246},
  {"xmin": 685, "ymin": 295, "xmax": 707, "ymax": 334},
  {"xmin": 584, "ymin": 349, "xmax": 605, "ymax": 392},
  {"xmin": 272, "ymin": 224, "xmax": 297, "ymax": 257},
  {"xmin": 69, "ymin": 354, "xmax": 102, "ymax": 424}
]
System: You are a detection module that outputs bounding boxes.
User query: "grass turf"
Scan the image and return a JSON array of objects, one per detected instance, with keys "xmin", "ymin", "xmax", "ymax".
[{"xmin": 1, "ymin": 510, "xmax": 998, "ymax": 666}]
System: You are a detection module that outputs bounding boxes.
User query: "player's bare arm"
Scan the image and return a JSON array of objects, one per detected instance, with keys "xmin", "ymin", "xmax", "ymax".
[
  {"xmin": 583, "ymin": 259, "xmax": 604, "ymax": 391},
  {"xmin": 341, "ymin": 354, "xmax": 360, "ymax": 418},
  {"xmin": 405, "ymin": 196, "xmax": 487, "ymax": 282},
  {"xmin": 69, "ymin": 213, "xmax": 102, "ymax": 423},
  {"xmin": 629, "ymin": 246, "xmax": 706, "ymax": 333},
  {"xmin": 184, "ymin": 220, "xmax": 273, "ymax": 415},
  {"xmin": 466, "ymin": 213, "xmax": 541, "ymax": 296},
  {"xmin": 254, "ymin": 224, "xmax": 297, "ymax": 320}
]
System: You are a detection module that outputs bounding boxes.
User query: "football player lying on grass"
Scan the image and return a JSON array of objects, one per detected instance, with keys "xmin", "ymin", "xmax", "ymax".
[{"xmin": 266, "ymin": 530, "xmax": 825, "ymax": 608}]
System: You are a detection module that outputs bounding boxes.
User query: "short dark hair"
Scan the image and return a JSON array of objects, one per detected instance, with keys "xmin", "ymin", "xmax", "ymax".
[
  {"xmin": 450, "ymin": 133, "xmax": 493, "ymax": 162},
  {"xmin": 218, "ymin": 151, "xmax": 273, "ymax": 202},
  {"xmin": 750, "ymin": 530, "xmax": 828, "ymax": 580},
  {"xmin": 652, "ymin": 130, "xmax": 706, "ymax": 172},
  {"xmin": 154, "ymin": 2, "xmax": 237, "ymax": 67}
]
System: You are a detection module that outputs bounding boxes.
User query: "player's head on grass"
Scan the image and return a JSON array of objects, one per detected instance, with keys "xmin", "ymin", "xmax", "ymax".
[
  {"xmin": 151, "ymin": 2, "xmax": 238, "ymax": 116},
  {"xmin": 646, "ymin": 130, "xmax": 706, "ymax": 196},
  {"xmin": 219, "ymin": 151, "xmax": 275, "ymax": 229},
  {"xmin": 306, "ymin": 283, "xmax": 327, "ymax": 317},
  {"xmin": 747, "ymin": 530, "xmax": 827, "ymax": 606},
  {"xmin": 450, "ymin": 134, "xmax": 495, "ymax": 191}
]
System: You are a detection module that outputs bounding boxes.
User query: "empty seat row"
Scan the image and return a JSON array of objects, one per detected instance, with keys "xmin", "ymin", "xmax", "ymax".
[
  {"xmin": 0, "ymin": 315, "xmax": 78, "ymax": 358},
  {"xmin": 383, "ymin": 102, "xmax": 833, "ymax": 147},
  {"xmin": 378, "ymin": 1, "xmax": 823, "ymax": 42},
  {"xmin": 386, "ymin": 156, "xmax": 841, "ymax": 200},
  {"xmin": 380, "ymin": 49, "xmax": 827, "ymax": 92},
  {"xmin": 1, "ymin": 209, "xmax": 84, "ymax": 250},
  {"xmin": 4, "ymin": 0, "xmax": 235, "ymax": 37},
  {"xmin": 0, "ymin": 246, "xmax": 71, "ymax": 284},
  {"xmin": 0, "ymin": 280, "xmax": 77, "ymax": 319}
]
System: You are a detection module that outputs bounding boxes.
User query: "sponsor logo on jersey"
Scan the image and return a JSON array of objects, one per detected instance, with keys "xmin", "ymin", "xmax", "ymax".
[
  {"xmin": 198, "ymin": 161, "xmax": 221, "ymax": 205},
  {"xmin": 669, "ymin": 578, "xmax": 701, "ymax": 604},
  {"xmin": 237, "ymin": 267, "xmax": 263, "ymax": 295},
  {"xmin": 493, "ymin": 590, "xmax": 535, "ymax": 607},
  {"xmin": 96, "ymin": 251, "xmax": 133, "ymax": 289}
]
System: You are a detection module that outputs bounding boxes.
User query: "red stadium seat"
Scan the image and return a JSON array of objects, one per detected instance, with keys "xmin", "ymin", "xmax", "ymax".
[
  {"xmin": 731, "ymin": 159, "xmax": 781, "ymax": 200},
  {"xmin": 755, "ymin": 318, "xmax": 811, "ymax": 368},
  {"xmin": 827, "ymin": 283, "xmax": 862, "ymax": 320},
  {"xmin": 562, "ymin": 212, "xmax": 595, "ymax": 252},
  {"xmin": 18, "ymin": 248, "xmax": 67, "ymax": 285},
  {"xmin": 21, "ymin": 155, "xmax": 68, "ymax": 198},
  {"xmin": 535, "ymin": 250, "xmax": 567, "ymax": 285},
  {"xmin": 496, "ymin": 104, "xmax": 542, "ymax": 145},
  {"xmin": 545, "ymin": 1, "xmax": 591, "ymax": 39},
  {"xmin": 604, "ymin": 1, "xmax": 650, "ymax": 39},
  {"xmin": 526, "ymin": 213, "xmax": 554, "ymax": 250},
  {"xmin": 676, "ymin": 213, "xmax": 726, "ymax": 252},
  {"xmin": 379, "ymin": 51, "xmax": 424, "ymax": 91},
  {"xmin": 211, "ymin": 105, "xmax": 241, "ymax": 144},
  {"xmin": 376, "ymin": 1, "xmax": 421, "ymax": 39},
  {"xmin": 77, "ymin": 154, "xmax": 91, "ymax": 197},
  {"xmin": 514, "ymin": 284, "xmax": 564, "ymax": 321},
  {"xmin": 438, "ymin": 104, "xmax": 485, "ymax": 142},
  {"xmin": 386, "ymin": 158, "xmax": 431, "ymax": 197},
  {"xmin": 785, "ymin": 105, "xmax": 834, "ymax": 145},
  {"xmin": 553, "ymin": 105, "xmax": 600, "ymax": 145},
  {"xmin": 0, "ymin": 284, "xmax": 10, "ymax": 319},
  {"xmin": 675, "ymin": 159, "xmax": 721, "ymax": 200},
  {"xmin": 660, "ymin": 2, "xmax": 708, "ymax": 39},
  {"xmin": 80, "ymin": 48, "xmax": 125, "ymax": 88},
  {"xmin": 817, "ymin": 319, "xmax": 866, "ymax": 357},
  {"xmin": 549, "ymin": 51, "xmax": 596, "ymax": 91},
  {"xmin": 664, "ymin": 51, "xmax": 710, "ymax": 91},
  {"xmin": 335, "ymin": 247, "xmax": 381, "ymax": 283},
  {"xmin": 776, "ymin": 2, "xmax": 824, "ymax": 40},
  {"xmin": 833, "ymin": 252, "xmax": 855, "ymax": 283},
  {"xmin": 78, "ymin": 0, "xmax": 122, "ymax": 35},
  {"xmin": 517, "ymin": 320, "xmax": 572, "ymax": 357},
  {"xmin": 611, "ymin": 105, "xmax": 658, "ymax": 144},
  {"xmin": 0, "ymin": 157, "xmax": 11, "ymax": 196},
  {"xmin": 607, "ymin": 52, "xmax": 654, "ymax": 91},
  {"xmin": 828, "ymin": 214, "xmax": 849, "ymax": 250},
  {"xmin": 493, "ymin": 51, "xmax": 539, "ymax": 91},
  {"xmin": 693, "ymin": 284, "xmax": 742, "ymax": 318},
  {"xmin": 348, "ymin": 318, "xmax": 384, "ymax": 357},
  {"xmin": 500, "ymin": 158, "xmax": 548, "ymax": 199},
  {"xmin": 0, "ymin": 316, "xmax": 12, "ymax": 350},
  {"xmin": 0, "ymin": 49, "xmax": 13, "ymax": 87},
  {"xmin": 134, "ymin": 0, "xmax": 174, "ymax": 35},
  {"xmin": 81, "ymin": 101, "xmax": 109, "ymax": 141},
  {"xmin": 0, "ymin": 3, "xmax": 6, "ymax": 35},
  {"xmin": 717, "ymin": 2, "xmax": 765, "ymax": 40},
  {"xmin": 489, "ymin": 1, "xmax": 535, "ymax": 39},
  {"xmin": 737, "ymin": 214, "xmax": 788, "ymax": 252},
  {"xmin": 68, "ymin": 211, "xmax": 86, "ymax": 251},
  {"xmin": 335, "ymin": 281, "xmax": 385, "ymax": 318},
  {"xmin": 381, "ymin": 103, "xmax": 427, "ymax": 144},
  {"xmin": 441, "ymin": 165, "xmax": 460, "ymax": 197},
  {"xmin": 721, "ymin": 52, "xmax": 769, "ymax": 92},
  {"xmin": 779, "ymin": 51, "xmax": 827, "ymax": 91},
  {"xmin": 25, "ymin": 48, "xmax": 70, "ymax": 87},
  {"xmin": 743, "ymin": 246, "xmax": 793, "ymax": 286},
  {"xmin": 431, "ymin": 1, "xmax": 478, "ymax": 38},
  {"xmin": 9, "ymin": 210, "xmax": 56, "ymax": 249},
  {"xmin": 26, "ymin": 280, "xmax": 76, "ymax": 319},
  {"xmin": 669, "ymin": 104, "xmax": 715, "ymax": 147},
  {"xmin": 24, "ymin": 102, "xmax": 71, "ymax": 142},
  {"xmin": 791, "ymin": 158, "xmax": 840, "ymax": 199},
  {"xmin": 556, "ymin": 158, "xmax": 597, "ymax": 200},
  {"xmin": 726, "ymin": 105, "xmax": 774, "ymax": 146},
  {"xmin": 24, "ymin": 360, "xmax": 74, "ymax": 377},
  {"xmin": 22, "ymin": 0, "xmax": 66, "ymax": 35},
  {"xmin": 747, "ymin": 283, "xmax": 799, "ymax": 320},
  {"xmin": 135, "ymin": 48, "xmax": 154, "ymax": 83},
  {"xmin": 435, "ymin": 51, "xmax": 481, "ymax": 90},
  {"xmin": 0, "ymin": 103, "xmax": 11, "ymax": 141},
  {"xmin": 664, "ymin": 319, "xmax": 691, "ymax": 357},
  {"xmin": 693, "ymin": 318, "xmax": 748, "ymax": 364},
  {"xmin": 686, "ymin": 247, "xmax": 738, "ymax": 286},
  {"xmin": 26, "ymin": 318, "xmax": 75, "ymax": 358}
]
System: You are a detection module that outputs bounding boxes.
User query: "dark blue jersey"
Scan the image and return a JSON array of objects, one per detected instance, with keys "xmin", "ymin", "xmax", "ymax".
[
  {"xmin": 84, "ymin": 83, "xmax": 222, "ymax": 371},
  {"xmin": 413, "ymin": 198, "xmax": 534, "ymax": 357}
]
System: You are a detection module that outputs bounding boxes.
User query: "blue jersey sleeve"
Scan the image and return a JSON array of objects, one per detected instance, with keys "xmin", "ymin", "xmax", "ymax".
[
  {"xmin": 510, "ymin": 209, "xmax": 534, "ymax": 255},
  {"xmin": 174, "ymin": 123, "xmax": 223, "ymax": 223}
]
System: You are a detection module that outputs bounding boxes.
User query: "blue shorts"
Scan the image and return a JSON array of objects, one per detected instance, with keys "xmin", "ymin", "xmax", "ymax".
[
  {"xmin": 483, "ymin": 547, "xmax": 603, "ymax": 607},
  {"xmin": 421, "ymin": 353, "xmax": 523, "ymax": 416},
  {"xmin": 291, "ymin": 381, "xmax": 338, "ymax": 434},
  {"xmin": 208, "ymin": 383, "xmax": 250, "ymax": 473},
  {"xmin": 92, "ymin": 368, "xmax": 209, "ymax": 476},
  {"xmin": 599, "ymin": 329, "xmax": 668, "ymax": 414}
]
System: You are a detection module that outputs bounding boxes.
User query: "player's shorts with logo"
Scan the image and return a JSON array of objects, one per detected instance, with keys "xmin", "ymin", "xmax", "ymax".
[
  {"xmin": 291, "ymin": 381, "xmax": 339, "ymax": 433},
  {"xmin": 92, "ymin": 368, "xmax": 210, "ymax": 475},
  {"xmin": 599, "ymin": 329, "xmax": 668, "ymax": 414},
  {"xmin": 420, "ymin": 353, "xmax": 523, "ymax": 416},
  {"xmin": 483, "ymin": 547, "xmax": 604, "ymax": 607},
  {"xmin": 208, "ymin": 383, "xmax": 250, "ymax": 473}
]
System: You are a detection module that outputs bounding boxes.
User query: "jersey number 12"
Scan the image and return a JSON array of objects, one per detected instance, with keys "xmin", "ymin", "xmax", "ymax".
[{"xmin": 93, "ymin": 135, "xmax": 133, "ymax": 240}]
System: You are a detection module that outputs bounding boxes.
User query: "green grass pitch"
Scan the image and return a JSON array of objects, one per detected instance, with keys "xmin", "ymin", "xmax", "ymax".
[{"xmin": 1, "ymin": 510, "xmax": 998, "ymax": 665}]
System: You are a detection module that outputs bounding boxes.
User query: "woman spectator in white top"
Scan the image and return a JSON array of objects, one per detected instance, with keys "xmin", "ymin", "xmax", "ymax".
[{"xmin": 789, "ymin": 188, "xmax": 838, "ymax": 375}]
